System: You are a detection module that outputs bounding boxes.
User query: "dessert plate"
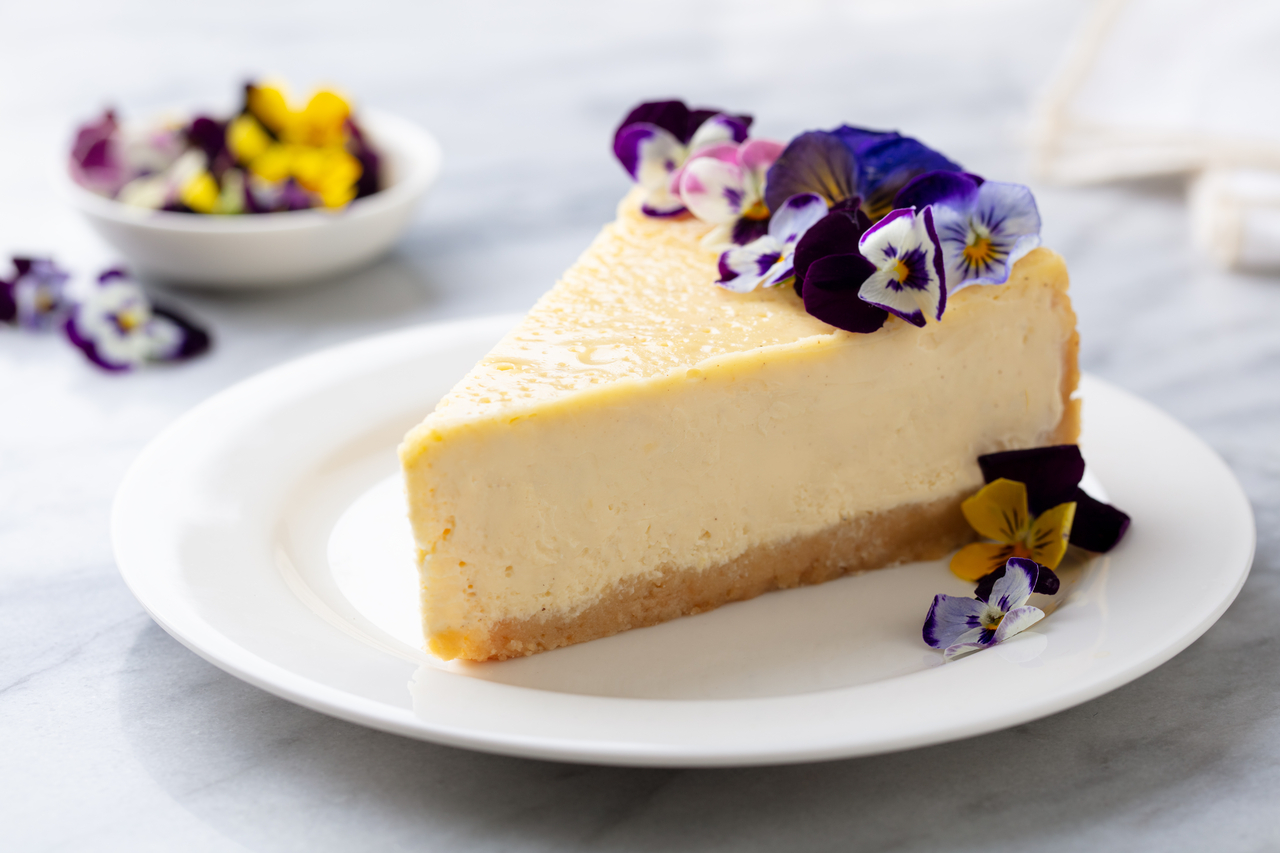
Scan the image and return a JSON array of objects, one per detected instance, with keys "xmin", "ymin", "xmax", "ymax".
[{"xmin": 112, "ymin": 315, "xmax": 1255, "ymax": 767}]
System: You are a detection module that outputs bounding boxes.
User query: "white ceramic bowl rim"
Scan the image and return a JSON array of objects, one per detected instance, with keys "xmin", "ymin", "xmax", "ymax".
[{"xmin": 57, "ymin": 109, "xmax": 440, "ymax": 234}]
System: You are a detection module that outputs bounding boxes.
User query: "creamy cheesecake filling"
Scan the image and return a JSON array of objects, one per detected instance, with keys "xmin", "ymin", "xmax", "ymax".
[{"xmin": 400, "ymin": 198, "xmax": 1076, "ymax": 659}]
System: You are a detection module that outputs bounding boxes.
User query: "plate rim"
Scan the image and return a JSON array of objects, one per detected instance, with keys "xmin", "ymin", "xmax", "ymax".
[{"xmin": 112, "ymin": 315, "xmax": 1257, "ymax": 767}]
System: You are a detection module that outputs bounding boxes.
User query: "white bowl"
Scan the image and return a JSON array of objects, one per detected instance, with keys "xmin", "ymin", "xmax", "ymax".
[{"xmin": 61, "ymin": 110, "xmax": 442, "ymax": 289}]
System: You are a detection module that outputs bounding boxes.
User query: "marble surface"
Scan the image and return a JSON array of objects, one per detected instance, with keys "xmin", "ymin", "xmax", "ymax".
[{"xmin": 3, "ymin": 1, "xmax": 1279, "ymax": 850}]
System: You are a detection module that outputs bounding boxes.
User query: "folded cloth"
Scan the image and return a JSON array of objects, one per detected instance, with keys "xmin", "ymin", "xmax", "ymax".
[{"xmin": 1032, "ymin": 0, "xmax": 1280, "ymax": 270}]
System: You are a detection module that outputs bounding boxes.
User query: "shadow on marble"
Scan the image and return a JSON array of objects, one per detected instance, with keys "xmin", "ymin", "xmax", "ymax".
[{"xmin": 118, "ymin": 560, "xmax": 1279, "ymax": 853}]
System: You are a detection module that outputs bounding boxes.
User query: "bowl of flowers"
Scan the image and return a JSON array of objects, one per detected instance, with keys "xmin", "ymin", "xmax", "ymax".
[{"xmin": 63, "ymin": 81, "xmax": 442, "ymax": 289}]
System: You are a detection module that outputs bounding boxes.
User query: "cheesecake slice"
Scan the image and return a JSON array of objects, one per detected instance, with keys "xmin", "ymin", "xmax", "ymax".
[{"xmin": 400, "ymin": 191, "xmax": 1080, "ymax": 662}]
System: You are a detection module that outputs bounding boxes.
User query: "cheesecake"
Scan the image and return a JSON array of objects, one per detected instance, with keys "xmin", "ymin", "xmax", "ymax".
[{"xmin": 399, "ymin": 189, "xmax": 1080, "ymax": 662}]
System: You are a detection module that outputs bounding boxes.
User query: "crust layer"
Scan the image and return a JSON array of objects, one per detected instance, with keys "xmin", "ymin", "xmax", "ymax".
[{"xmin": 460, "ymin": 490, "xmax": 973, "ymax": 661}]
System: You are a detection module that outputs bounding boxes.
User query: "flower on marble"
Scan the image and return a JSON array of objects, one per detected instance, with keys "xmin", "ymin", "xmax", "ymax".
[
  {"xmin": 924, "ymin": 557, "xmax": 1053, "ymax": 661},
  {"xmin": 978, "ymin": 445, "xmax": 1131, "ymax": 554},
  {"xmin": 855, "ymin": 207, "xmax": 946, "ymax": 327},
  {"xmin": 951, "ymin": 478, "xmax": 1076, "ymax": 582},
  {"xmin": 2, "ymin": 258, "xmax": 73, "ymax": 331},
  {"xmin": 894, "ymin": 171, "xmax": 1041, "ymax": 292},
  {"xmin": 763, "ymin": 127, "xmax": 962, "ymax": 223},
  {"xmin": 715, "ymin": 193, "xmax": 827, "ymax": 292},
  {"xmin": 64, "ymin": 268, "xmax": 210, "ymax": 371},
  {"xmin": 613, "ymin": 99, "xmax": 752, "ymax": 217},
  {"xmin": 676, "ymin": 138, "xmax": 786, "ymax": 246}
]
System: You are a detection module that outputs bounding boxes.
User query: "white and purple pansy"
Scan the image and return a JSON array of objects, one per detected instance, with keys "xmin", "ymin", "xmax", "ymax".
[
  {"xmin": 613, "ymin": 100, "xmax": 751, "ymax": 217},
  {"xmin": 2, "ymin": 258, "xmax": 72, "ymax": 331},
  {"xmin": 923, "ymin": 557, "xmax": 1054, "ymax": 661},
  {"xmin": 764, "ymin": 126, "xmax": 962, "ymax": 223},
  {"xmin": 716, "ymin": 193, "xmax": 827, "ymax": 292},
  {"xmin": 676, "ymin": 138, "xmax": 785, "ymax": 246},
  {"xmin": 856, "ymin": 206, "xmax": 946, "ymax": 327},
  {"xmin": 894, "ymin": 170, "xmax": 1041, "ymax": 292},
  {"xmin": 64, "ymin": 269, "xmax": 210, "ymax": 371}
]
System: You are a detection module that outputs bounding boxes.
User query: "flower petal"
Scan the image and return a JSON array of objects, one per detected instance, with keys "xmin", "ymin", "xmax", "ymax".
[
  {"xmin": 977, "ymin": 445, "xmax": 1085, "ymax": 515},
  {"xmin": 801, "ymin": 253, "xmax": 886, "ymax": 334},
  {"xmin": 923, "ymin": 594, "xmax": 986, "ymax": 649},
  {"xmin": 678, "ymin": 157, "xmax": 749, "ymax": 224},
  {"xmin": 992, "ymin": 605, "xmax": 1045, "ymax": 645},
  {"xmin": 768, "ymin": 192, "xmax": 828, "ymax": 245},
  {"xmin": 730, "ymin": 216, "xmax": 770, "ymax": 246},
  {"xmin": 1026, "ymin": 501, "xmax": 1076, "ymax": 569},
  {"xmin": 1069, "ymin": 489, "xmax": 1132, "ymax": 552},
  {"xmin": 792, "ymin": 203, "xmax": 871, "ymax": 293},
  {"xmin": 856, "ymin": 207, "xmax": 946, "ymax": 326},
  {"xmin": 614, "ymin": 100, "xmax": 693, "ymax": 151},
  {"xmin": 687, "ymin": 113, "xmax": 751, "ymax": 151},
  {"xmin": 937, "ymin": 181, "xmax": 1042, "ymax": 288},
  {"xmin": 614, "ymin": 122, "xmax": 684, "ymax": 187},
  {"xmin": 852, "ymin": 134, "xmax": 963, "ymax": 220},
  {"xmin": 950, "ymin": 541, "xmax": 1017, "ymax": 582},
  {"xmin": 892, "ymin": 169, "xmax": 980, "ymax": 212},
  {"xmin": 739, "ymin": 138, "xmax": 785, "ymax": 179},
  {"xmin": 990, "ymin": 557, "xmax": 1039, "ymax": 612},
  {"xmin": 717, "ymin": 236, "xmax": 784, "ymax": 293},
  {"xmin": 763, "ymin": 131, "xmax": 858, "ymax": 211},
  {"xmin": 961, "ymin": 478, "xmax": 1031, "ymax": 543},
  {"xmin": 975, "ymin": 563, "xmax": 1060, "ymax": 602}
]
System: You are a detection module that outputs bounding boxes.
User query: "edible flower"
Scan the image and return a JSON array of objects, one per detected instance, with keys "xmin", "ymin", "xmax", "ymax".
[
  {"xmin": 613, "ymin": 100, "xmax": 752, "ymax": 217},
  {"xmin": 675, "ymin": 138, "xmax": 785, "ymax": 246},
  {"xmin": 69, "ymin": 111, "xmax": 125, "ymax": 196},
  {"xmin": 950, "ymin": 478, "xmax": 1075, "ymax": 581},
  {"xmin": 855, "ymin": 207, "xmax": 946, "ymax": 327},
  {"xmin": 894, "ymin": 171, "xmax": 1041, "ymax": 291},
  {"xmin": 64, "ymin": 269, "xmax": 210, "ymax": 371},
  {"xmin": 2, "ymin": 258, "xmax": 72, "ymax": 330},
  {"xmin": 979, "ymin": 445, "xmax": 1131, "ymax": 554},
  {"xmin": 764, "ymin": 127, "xmax": 961, "ymax": 222},
  {"xmin": 789, "ymin": 200, "xmax": 886, "ymax": 333},
  {"xmin": 715, "ymin": 193, "xmax": 827, "ymax": 292},
  {"xmin": 924, "ymin": 557, "xmax": 1054, "ymax": 661}
]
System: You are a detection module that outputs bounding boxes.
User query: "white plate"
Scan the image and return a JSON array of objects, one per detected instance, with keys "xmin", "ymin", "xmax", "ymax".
[{"xmin": 112, "ymin": 316, "xmax": 1256, "ymax": 767}]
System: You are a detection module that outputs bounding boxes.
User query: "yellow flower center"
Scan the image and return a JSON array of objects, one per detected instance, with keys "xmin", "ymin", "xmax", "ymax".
[
  {"xmin": 892, "ymin": 259, "xmax": 910, "ymax": 282},
  {"xmin": 963, "ymin": 236, "xmax": 994, "ymax": 267},
  {"xmin": 982, "ymin": 613, "xmax": 1004, "ymax": 632},
  {"xmin": 742, "ymin": 199, "xmax": 770, "ymax": 221}
]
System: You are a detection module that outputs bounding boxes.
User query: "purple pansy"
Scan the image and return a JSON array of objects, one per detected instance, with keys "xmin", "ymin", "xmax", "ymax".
[
  {"xmin": 764, "ymin": 126, "xmax": 962, "ymax": 222},
  {"xmin": 69, "ymin": 110, "xmax": 125, "ymax": 196},
  {"xmin": 923, "ymin": 557, "xmax": 1051, "ymax": 661},
  {"xmin": 789, "ymin": 200, "xmax": 887, "ymax": 334},
  {"xmin": 613, "ymin": 100, "xmax": 752, "ymax": 217},
  {"xmin": 856, "ymin": 207, "xmax": 946, "ymax": 327},
  {"xmin": 64, "ymin": 268, "xmax": 210, "ymax": 372},
  {"xmin": 894, "ymin": 170, "xmax": 1041, "ymax": 292},
  {"xmin": 2, "ymin": 258, "xmax": 72, "ymax": 331},
  {"xmin": 978, "ymin": 445, "xmax": 1131, "ymax": 553},
  {"xmin": 676, "ymin": 138, "xmax": 785, "ymax": 246},
  {"xmin": 716, "ymin": 193, "xmax": 827, "ymax": 292}
]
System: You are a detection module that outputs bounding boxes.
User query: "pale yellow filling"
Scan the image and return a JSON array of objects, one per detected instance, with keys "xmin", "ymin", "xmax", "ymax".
[{"xmin": 400, "ymin": 192, "xmax": 1075, "ymax": 657}]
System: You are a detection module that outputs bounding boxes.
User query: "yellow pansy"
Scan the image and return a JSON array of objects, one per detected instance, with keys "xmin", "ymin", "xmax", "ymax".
[
  {"xmin": 950, "ymin": 478, "xmax": 1076, "ymax": 581},
  {"xmin": 180, "ymin": 171, "xmax": 219, "ymax": 213}
]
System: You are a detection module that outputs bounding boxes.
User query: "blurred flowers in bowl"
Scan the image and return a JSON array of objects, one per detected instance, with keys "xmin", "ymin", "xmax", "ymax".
[{"xmin": 62, "ymin": 81, "xmax": 441, "ymax": 289}]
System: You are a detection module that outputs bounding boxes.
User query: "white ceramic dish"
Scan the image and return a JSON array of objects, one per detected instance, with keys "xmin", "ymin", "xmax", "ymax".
[
  {"xmin": 61, "ymin": 110, "xmax": 441, "ymax": 289},
  {"xmin": 112, "ymin": 316, "xmax": 1255, "ymax": 767}
]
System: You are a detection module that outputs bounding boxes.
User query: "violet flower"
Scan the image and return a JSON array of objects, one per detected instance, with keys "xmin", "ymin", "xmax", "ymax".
[
  {"xmin": 978, "ymin": 445, "xmax": 1130, "ymax": 553},
  {"xmin": 2, "ymin": 258, "xmax": 72, "ymax": 331},
  {"xmin": 789, "ymin": 200, "xmax": 886, "ymax": 333},
  {"xmin": 855, "ymin": 207, "xmax": 946, "ymax": 327},
  {"xmin": 675, "ymin": 138, "xmax": 785, "ymax": 246},
  {"xmin": 894, "ymin": 171, "xmax": 1041, "ymax": 292},
  {"xmin": 69, "ymin": 110, "xmax": 125, "ymax": 196},
  {"xmin": 923, "ymin": 557, "xmax": 1051, "ymax": 661},
  {"xmin": 613, "ymin": 100, "xmax": 752, "ymax": 217},
  {"xmin": 716, "ymin": 193, "xmax": 827, "ymax": 292},
  {"xmin": 64, "ymin": 269, "xmax": 210, "ymax": 371},
  {"xmin": 764, "ymin": 127, "xmax": 962, "ymax": 222}
]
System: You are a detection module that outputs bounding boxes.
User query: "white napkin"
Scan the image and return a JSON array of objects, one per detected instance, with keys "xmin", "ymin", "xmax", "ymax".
[{"xmin": 1031, "ymin": 0, "xmax": 1280, "ymax": 270}]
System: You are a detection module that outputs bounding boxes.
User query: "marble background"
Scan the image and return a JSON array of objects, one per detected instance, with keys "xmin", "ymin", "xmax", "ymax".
[{"xmin": 3, "ymin": 0, "xmax": 1278, "ymax": 850}]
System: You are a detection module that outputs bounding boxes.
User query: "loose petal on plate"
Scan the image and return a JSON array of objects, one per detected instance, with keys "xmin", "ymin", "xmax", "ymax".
[
  {"xmin": 857, "ymin": 207, "xmax": 946, "ymax": 326},
  {"xmin": 978, "ymin": 445, "xmax": 1085, "ymax": 515},
  {"xmin": 1025, "ymin": 501, "xmax": 1076, "ymax": 569},
  {"xmin": 679, "ymin": 157, "xmax": 748, "ymax": 224},
  {"xmin": 989, "ymin": 557, "xmax": 1039, "ymax": 612},
  {"xmin": 801, "ymin": 253, "xmax": 885, "ymax": 334},
  {"xmin": 975, "ymin": 563, "xmax": 1060, "ymax": 602},
  {"xmin": 763, "ymin": 131, "xmax": 858, "ymax": 211},
  {"xmin": 1069, "ymin": 489, "xmax": 1132, "ymax": 552},
  {"xmin": 950, "ymin": 541, "xmax": 1019, "ymax": 582},
  {"xmin": 64, "ymin": 270, "xmax": 210, "ymax": 371},
  {"xmin": 961, "ymin": 478, "xmax": 1031, "ymax": 543},
  {"xmin": 992, "ymin": 605, "xmax": 1045, "ymax": 645},
  {"xmin": 923, "ymin": 594, "xmax": 987, "ymax": 649}
]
